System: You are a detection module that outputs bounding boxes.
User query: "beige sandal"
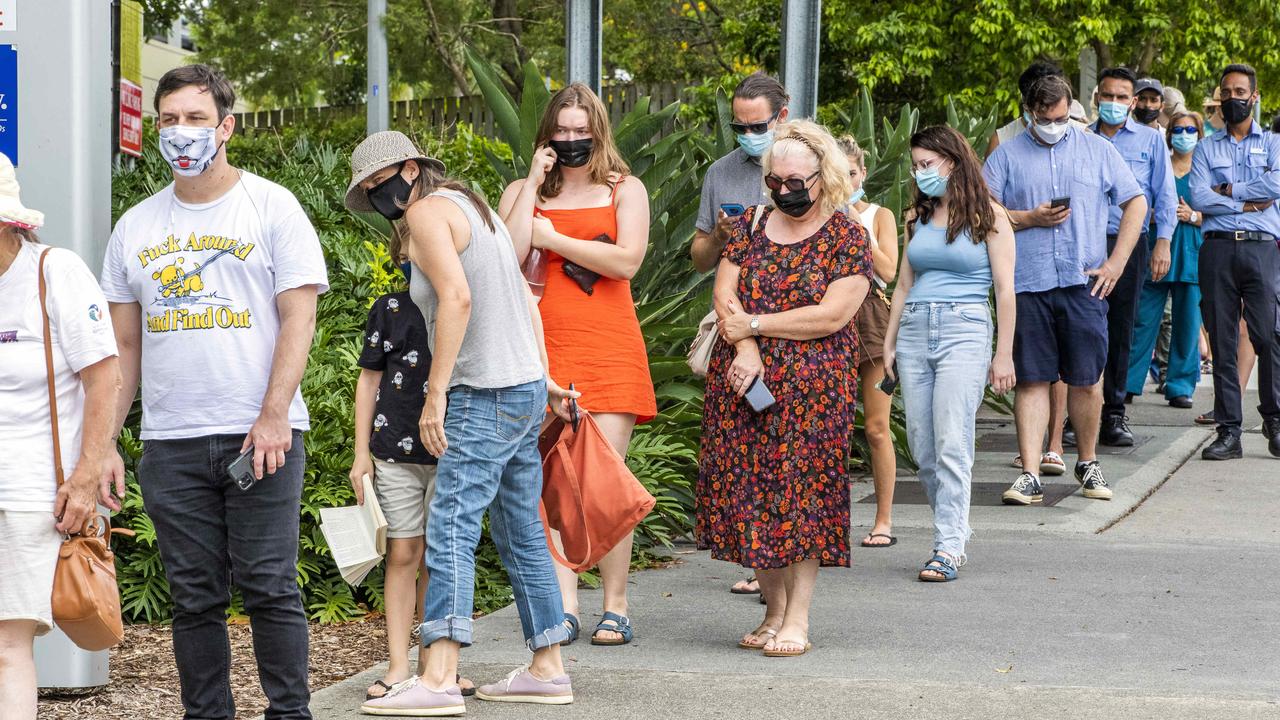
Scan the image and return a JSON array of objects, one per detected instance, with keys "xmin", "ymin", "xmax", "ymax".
[
  {"xmin": 762, "ymin": 637, "xmax": 812, "ymax": 657},
  {"xmin": 737, "ymin": 626, "xmax": 778, "ymax": 650}
]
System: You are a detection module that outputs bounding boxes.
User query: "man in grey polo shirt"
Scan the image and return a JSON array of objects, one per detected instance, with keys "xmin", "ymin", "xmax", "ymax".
[{"xmin": 690, "ymin": 72, "xmax": 789, "ymax": 273}]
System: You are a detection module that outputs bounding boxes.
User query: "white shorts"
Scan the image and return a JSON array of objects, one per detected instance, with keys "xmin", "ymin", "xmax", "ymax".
[
  {"xmin": 372, "ymin": 459, "xmax": 437, "ymax": 539},
  {"xmin": 0, "ymin": 510, "xmax": 62, "ymax": 635}
]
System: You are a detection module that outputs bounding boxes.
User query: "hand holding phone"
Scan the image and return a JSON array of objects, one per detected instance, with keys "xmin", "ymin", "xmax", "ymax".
[
  {"xmin": 228, "ymin": 447, "xmax": 257, "ymax": 491},
  {"xmin": 744, "ymin": 377, "xmax": 777, "ymax": 413},
  {"xmin": 877, "ymin": 362, "xmax": 899, "ymax": 395},
  {"xmin": 720, "ymin": 203, "xmax": 746, "ymax": 217},
  {"xmin": 1050, "ymin": 196, "xmax": 1071, "ymax": 209}
]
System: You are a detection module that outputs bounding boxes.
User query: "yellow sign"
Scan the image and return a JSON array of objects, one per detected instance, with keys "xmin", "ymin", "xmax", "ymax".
[{"xmin": 120, "ymin": 0, "xmax": 143, "ymax": 86}]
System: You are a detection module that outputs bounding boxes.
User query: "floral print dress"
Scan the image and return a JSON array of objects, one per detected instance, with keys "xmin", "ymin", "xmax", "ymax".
[{"xmin": 696, "ymin": 206, "xmax": 873, "ymax": 569}]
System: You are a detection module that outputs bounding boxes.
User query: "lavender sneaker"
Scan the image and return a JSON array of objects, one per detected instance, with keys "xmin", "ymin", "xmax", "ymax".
[
  {"xmin": 475, "ymin": 665, "xmax": 573, "ymax": 705},
  {"xmin": 359, "ymin": 676, "xmax": 466, "ymax": 716}
]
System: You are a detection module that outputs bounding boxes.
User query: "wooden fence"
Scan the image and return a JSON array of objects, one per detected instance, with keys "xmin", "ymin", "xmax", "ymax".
[{"xmin": 232, "ymin": 81, "xmax": 685, "ymax": 137}]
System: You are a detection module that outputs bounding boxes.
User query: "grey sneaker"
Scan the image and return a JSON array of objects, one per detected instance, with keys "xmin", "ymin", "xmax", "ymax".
[
  {"xmin": 1002, "ymin": 472, "xmax": 1044, "ymax": 505},
  {"xmin": 1075, "ymin": 460, "xmax": 1113, "ymax": 500},
  {"xmin": 476, "ymin": 665, "xmax": 573, "ymax": 705},
  {"xmin": 360, "ymin": 676, "xmax": 465, "ymax": 716}
]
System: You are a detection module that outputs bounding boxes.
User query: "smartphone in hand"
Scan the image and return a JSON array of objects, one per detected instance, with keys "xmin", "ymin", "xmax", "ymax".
[
  {"xmin": 877, "ymin": 363, "xmax": 899, "ymax": 395},
  {"xmin": 721, "ymin": 203, "xmax": 746, "ymax": 217},
  {"xmin": 744, "ymin": 377, "xmax": 777, "ymax": 413},
  {"xmin": 1050, "ymin": 196, "xmax": 1071, "ymax": 209},
  {"xmin": 228, "ymin": 447, "xmax": 257, "ymax": 491}
]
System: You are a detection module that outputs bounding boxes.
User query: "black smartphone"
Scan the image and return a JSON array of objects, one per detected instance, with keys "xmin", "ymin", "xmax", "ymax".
[
  {"xmin": 877, "ymin": 364, "xmax": 899, "ymax": 395},
  {"xmin": 568, "ymin": 382, "xmax": 580, "ymax": 432},
  {"xmin": 720, "ymin": 203, "xmax": 746, "ymax": 217},
  {"xmin": 228, "ymin": 447, "xmax": 257, "ymax": 491},
  {"xmin": 744, "ymin": 377, "xmax": 777, "ymax": 413},
  {"xmin": 1050, "ymin": 196, "xmax": 1071, "ymax": 209}
]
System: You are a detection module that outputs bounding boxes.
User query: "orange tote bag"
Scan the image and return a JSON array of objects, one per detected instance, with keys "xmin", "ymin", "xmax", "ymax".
[{"xmin": 538, "ymin": 404, "xmax": 655, "ymax": 574}]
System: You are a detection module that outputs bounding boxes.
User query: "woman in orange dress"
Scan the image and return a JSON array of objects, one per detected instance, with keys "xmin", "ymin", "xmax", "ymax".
[{"xmin": 498, "ymin": 83, "xmax": 655, "ymax": 647}]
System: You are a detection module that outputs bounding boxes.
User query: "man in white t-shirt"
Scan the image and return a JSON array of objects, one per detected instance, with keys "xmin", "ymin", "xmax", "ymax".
[{"xmin": 101, "ymin": 65, "xmax": 328, "ymax": 720}]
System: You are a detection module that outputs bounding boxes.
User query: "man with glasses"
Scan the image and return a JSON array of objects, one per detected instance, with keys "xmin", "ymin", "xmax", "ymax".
[
  {"xmin": 1090, "ymin": 67, "xmax": 1177, "ymax": 443},
  {"xmin": 690, "ymin": 72, "xmax": 789, "ymax": 272},
  {"xmin": 983, "ymin": 74, "xmax": 1147, "ymax": 506},
  {"xmin": 1188, "ymin": 63, "xmax": 1280, "ymax": 460}
]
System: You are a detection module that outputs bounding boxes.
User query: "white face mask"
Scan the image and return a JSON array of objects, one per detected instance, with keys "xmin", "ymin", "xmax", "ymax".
[
  {"xmin": 1032, "ymin": 119, "xmax": 1070, "ymax": 145},
  {"xmin": 158, "ymin": 125, "xmax": 222, "ymax": 177}
]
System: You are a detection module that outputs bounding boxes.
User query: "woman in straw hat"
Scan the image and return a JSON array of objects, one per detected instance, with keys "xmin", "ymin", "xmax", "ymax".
[
  {"xmin": 346, "ymin": 131, "xmax": 579, "ymax": 716},
  {"xmin": 0, "ymin": 153, "xmax": 123, "ymax": 719}
]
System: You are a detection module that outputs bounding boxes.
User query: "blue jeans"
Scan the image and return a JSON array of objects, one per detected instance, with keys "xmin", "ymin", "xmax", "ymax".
[
  {"xmin": 898, "ymin": 303, "xmax": 992, "ymax": 560},
  {"xmin": 138, "ymin": 431, "xmax": 310, "ymax": 720},
  {"xmin": 419, "ymin": 380, "xmax": 569, "ymax": 651}
]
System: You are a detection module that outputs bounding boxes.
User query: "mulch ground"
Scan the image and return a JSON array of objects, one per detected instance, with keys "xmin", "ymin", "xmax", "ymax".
[{"xmin": 39, "ymin": 616, "xmax": 390, "ymax": 720}]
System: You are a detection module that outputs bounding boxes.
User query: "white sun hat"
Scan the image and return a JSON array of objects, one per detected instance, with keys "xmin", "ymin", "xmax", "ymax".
[{"xmin": 0, "ymin": 153, "xmax": 44, "ymax": 228}]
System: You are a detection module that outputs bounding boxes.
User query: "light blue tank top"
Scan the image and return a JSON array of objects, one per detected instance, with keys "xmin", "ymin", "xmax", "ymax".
[{"xmin": 904, "ymin": 219, "xmax": 992, "ymax": 304}]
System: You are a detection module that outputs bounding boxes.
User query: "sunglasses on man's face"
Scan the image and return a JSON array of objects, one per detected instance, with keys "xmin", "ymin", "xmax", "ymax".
[
  {"xmin": 730, "ymin": 109, "xmax": 781, "ymax": 135},
  {"xmin": 764, "ymin": 171, "xmax": 820, "ymax": 193}
]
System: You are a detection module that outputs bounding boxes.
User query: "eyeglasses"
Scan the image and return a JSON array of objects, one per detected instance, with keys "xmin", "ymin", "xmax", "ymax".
[
  {"xmin": 1170, "ymin": 126, "xmax": 1198, "ymax": 135},
  {"xmin": 730, "ymin": 109, "xmax": 781, "ymax": 135},
  {"xmin": 764, "ymin": 171, "xmax": 820, "ymax": 193},
  {"xmin": 1034, "ymin": 117, "xmax": 1070, "ymax": 127}
]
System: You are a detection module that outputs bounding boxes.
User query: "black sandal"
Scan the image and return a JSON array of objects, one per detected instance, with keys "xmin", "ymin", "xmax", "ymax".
[
  {"xmin": 365, "ymin": 680, "xmax": 394, "ymax": 701},
  {"xmin": 860, "ymin": 533, "xmax": 898, "ymax": 548},
  {"xmin": 458, "ymin": 673, "xmax": 475, "ymax": 697}
]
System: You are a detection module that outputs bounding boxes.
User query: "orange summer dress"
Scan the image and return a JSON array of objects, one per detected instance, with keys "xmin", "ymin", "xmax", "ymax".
[{"xmin": 537, "ymin": 183, "xmax": 657, "ymax": 422}]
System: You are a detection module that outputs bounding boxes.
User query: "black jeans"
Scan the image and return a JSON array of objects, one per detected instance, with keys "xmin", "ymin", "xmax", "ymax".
[
  {"xmin": 139, "ymin": 431, "xmax": 311, "ymax": 720},
  {"xmin": 1199, "ymin": 236, "xmax": 1280, "ymax": 434},
  {"xmin": 1102, "ymin": 234, "xmax": 1151, "ymax": 419}
]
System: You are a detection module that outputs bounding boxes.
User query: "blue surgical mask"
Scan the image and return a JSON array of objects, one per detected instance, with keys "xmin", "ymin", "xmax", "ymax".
[
  {"xmin": 1098, "ymin": 101, "xmax": 1130, "ymax": 126},
  {"xmin": 848, "ymin": 187, "xmax": 866, "ymax": 205},
  {"xmin": 737, "ymin": 129, "xmax": 774, "ymax": 158},
  {"xmin": 914, "ymin": 166, "xmax": 949, "ymax": 198},
  {"xmin": 1022, "ymin": 110, "xmax": 1032, "ymax": 125},
  {"xmin": 1171, "ymin": 133, "xmax": 1199, "ymax": 154}
]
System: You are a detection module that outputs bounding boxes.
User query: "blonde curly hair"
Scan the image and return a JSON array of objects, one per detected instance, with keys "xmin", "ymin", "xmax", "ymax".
[{"xmin": 763, "ymin": 120, "xmax": 853, "ymax": 217}]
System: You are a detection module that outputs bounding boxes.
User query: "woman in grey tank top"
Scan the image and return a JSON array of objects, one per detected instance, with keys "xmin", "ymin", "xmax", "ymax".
[{"xmin": 345, "ymin": 131, "xmax": 579, "ymax": 715}]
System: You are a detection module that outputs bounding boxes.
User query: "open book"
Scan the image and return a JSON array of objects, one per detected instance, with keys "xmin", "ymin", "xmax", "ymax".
[{"xmin": 319, "ymin": 474, "xmax": 388, "ymax": 586}]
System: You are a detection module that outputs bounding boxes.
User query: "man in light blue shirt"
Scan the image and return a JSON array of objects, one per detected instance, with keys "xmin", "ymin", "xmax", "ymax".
[
  {"xmin": 1089, "ymin": 67, "xmax": 1178, "ymax": 446},
  {"xmin": 1187, "ymin": 62, "xmax": 1280, "ymax": 460},
  {"xmin": 984, "ymin": 74, "xmax": 1147, "ymax": 506}
]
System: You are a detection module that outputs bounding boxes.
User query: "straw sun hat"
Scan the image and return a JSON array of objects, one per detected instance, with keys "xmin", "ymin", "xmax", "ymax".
[
  {"xmin": 344, "ymin": 131, "xmax": 446, "ymax": 213},
  {"xmin": 0, "ymin": 153, "xmax": 44, "ymax": 228}
]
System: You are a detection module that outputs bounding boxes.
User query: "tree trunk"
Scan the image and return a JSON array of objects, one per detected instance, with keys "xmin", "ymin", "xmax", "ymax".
[
  {"xmin": 491, "ymin": 0, "xmax": 527, "ymax": 100},
  {"xmin": 421, "ymin": 0, "xmax": 471, "ymax": 95},
  {"xmin": 1090, "ymin": 39, "xmax": 1113, "ymax": 73}
]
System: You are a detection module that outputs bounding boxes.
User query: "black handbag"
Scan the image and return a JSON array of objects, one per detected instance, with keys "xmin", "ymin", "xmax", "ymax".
[{"xmin": 561, "ymin": 234, "xmax": 614, "ymax": 295}]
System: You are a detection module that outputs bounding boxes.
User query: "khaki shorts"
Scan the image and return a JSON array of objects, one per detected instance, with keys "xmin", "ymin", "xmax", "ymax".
[
  {"xmin": 0, "ymin": 510, "xmax": 62, "ymax": 635},
  {"xmin": 372, "ymin": 459, "xmax": 437, "ymax": 539},
  {"xmin": 855, "ymin": 287, "xmax": 891, "ymax": 365}
]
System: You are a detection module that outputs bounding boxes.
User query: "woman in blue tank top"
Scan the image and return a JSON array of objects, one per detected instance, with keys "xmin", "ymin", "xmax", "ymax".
[{"xmin": 882, "ymin": 126, "xmax": 1017, "ymax": 582}]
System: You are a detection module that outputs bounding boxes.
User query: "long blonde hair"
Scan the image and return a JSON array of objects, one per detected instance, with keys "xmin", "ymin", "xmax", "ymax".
[
  {"xmin": 534, "ymin": 83, "xmax": 629, "ymax": 200},
  {"xmin": 764, "ymin": 121, "xmax": 853, "ymax": 217}
]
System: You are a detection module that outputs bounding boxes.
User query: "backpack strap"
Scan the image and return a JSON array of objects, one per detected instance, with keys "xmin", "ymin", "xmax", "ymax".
[{"xmin": 38, "ymin": 248, "xmax": 65, "ymax": 488}]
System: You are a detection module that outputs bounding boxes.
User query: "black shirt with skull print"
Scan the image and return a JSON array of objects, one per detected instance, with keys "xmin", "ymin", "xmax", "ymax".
[{"xmin": 358, "ymin": 291, "xmax": 436, "ymax": 465}]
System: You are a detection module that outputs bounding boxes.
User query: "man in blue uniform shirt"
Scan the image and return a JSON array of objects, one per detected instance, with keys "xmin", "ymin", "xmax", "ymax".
[
  {"xmin": 1090, "ymin": 67, "xmax": 1178, "ymax": 445},
  {"xmin": 1188, "ymin": 62, "xmax": 1280, "ymax": 460},
  {"xmin": 984, "ymin": 74, "xmax": 1148, "ymax": 506}
]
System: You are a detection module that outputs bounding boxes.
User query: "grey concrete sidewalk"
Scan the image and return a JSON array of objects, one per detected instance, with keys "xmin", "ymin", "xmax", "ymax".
[{"xmin": 297, "ymin": 388, "xmax": 1280, "ymax": 720}]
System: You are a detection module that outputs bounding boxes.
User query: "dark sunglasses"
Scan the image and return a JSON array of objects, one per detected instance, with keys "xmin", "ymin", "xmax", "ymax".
[
  {"xmin": 729, "ymin": 109, "xmax": 781, "ymax": 135},
  {"xmin": 1170, "ymin": 126, "xmax": 1198, "ymax": 134},
  {"xmin": 764, "ymin": 171, "xmax": 820, "ymax": 193}
]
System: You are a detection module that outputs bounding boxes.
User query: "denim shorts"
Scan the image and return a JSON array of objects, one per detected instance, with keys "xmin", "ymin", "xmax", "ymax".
[{"xmin": 1013, "ymin": 284, "xmax": 1109, "ymax": 386}]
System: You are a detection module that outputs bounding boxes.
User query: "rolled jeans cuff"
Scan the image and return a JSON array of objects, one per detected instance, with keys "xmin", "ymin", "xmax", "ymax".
[
  {"xmin": 528, "ymin": 623, "xmax": 571, "ymax": 651},
  {"xmin": 420, "ymin": 616, "xmax": 474, "ymax": 648}
]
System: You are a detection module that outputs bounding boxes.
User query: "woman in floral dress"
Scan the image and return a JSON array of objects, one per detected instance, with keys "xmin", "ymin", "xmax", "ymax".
[{"xmin": 697, "ymin": 120, "xmax": 872, "ymax": 658}]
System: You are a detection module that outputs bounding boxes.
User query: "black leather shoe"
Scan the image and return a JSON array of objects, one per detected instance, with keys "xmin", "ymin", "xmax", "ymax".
[
  {"xmin": 1201, "ymin": 430, "xmax": 1243, "ymax": 461},
  {"xmin": 1168, "ymin": 396, "xmax": 1193, "ymax": 409},
  {"xmin": 1062, "ymin": 418, "xmax": 1077, "ymax": 447},
  {"xmin": 1099, "ymin": 415, "xmax": 1135, "ymax": 447},
  {"xmin": 1264, "ymin": 418, "xmax": 1280, "ymax": 458}
]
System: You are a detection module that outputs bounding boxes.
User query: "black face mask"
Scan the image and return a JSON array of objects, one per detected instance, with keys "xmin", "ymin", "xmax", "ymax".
[
  {"xmin": 771, "ymin": 186, "xmax": 815, "ymax": 218},
  {"xmin": 550, "ymin": 138, "xmax": 593, "ymax": 168},
  {"xmin": 367, "ymin": 165, "xmax": 413, "ymax": 220},
  {"xmin": 1222, "ymin": 97, "xmax": 1254, "ymax": 125},
  {"xmin": 1133, "ymin": 107, "xmax": 1161, "ymax": 125}
]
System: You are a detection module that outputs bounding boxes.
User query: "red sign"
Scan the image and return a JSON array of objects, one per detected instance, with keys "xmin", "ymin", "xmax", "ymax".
[{"xmin": 119, "ymin": 79, "xmax": 143, "ymax": 158}]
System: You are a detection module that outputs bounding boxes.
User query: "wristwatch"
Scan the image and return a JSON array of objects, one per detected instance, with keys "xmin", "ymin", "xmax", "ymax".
[{"xmin": 750, "ymin": 316, "xmax": 761, "ymax": 336}]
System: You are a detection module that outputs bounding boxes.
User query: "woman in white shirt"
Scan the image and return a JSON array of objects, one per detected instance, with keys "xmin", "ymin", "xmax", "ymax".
[{"xmin": 0, "ymin": 154, "xmax": 122, "ymax": 720}]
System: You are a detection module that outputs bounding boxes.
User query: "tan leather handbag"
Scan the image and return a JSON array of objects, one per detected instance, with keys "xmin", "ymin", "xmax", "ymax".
[
  {"xmin": 686, "ymin": 205, "xmax": 766, "ymax": 377},
  {"xmin": 38, "ymin": 249, "xmax": 131, "ymax": 651}
]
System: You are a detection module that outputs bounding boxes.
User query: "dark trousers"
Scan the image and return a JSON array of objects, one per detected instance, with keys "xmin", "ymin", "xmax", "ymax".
[
  {"xmin": 1102, "ymin": 234, "xmax": 1151, "ymax": 419},
  {"xmin": 139, "ymin": 431, "xmax": 311, "ymax": 720},
  {"xmin": 1199, "ymin": 236, "xmax": 1280, "ymax": 434}
]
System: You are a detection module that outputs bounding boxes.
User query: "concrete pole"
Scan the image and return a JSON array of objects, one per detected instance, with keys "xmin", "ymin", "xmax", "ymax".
[
  {"xmin": 781, "ymin": 0, "xmax": 822, "ymax": 119},
  {"xmin": 565, "ymin": 0, "xmax": 602, "ymax": 93},
  {"xmin": 1078, "ymin": 46, "xmax": 1098, "ymax": 116},
  {"xmin": 367, "ymin": 0, "xmax": 389, "ymax": 133}
]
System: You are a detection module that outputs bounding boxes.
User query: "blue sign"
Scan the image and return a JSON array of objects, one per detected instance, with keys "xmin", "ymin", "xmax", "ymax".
[{"xmin": 0, "ymin": 45, "xmax": 14, "ymax": 166}]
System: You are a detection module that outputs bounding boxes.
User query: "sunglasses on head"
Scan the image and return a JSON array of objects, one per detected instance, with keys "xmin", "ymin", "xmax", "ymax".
[
  {"xmin": 1170, "ymin": 126, "xmax": 1198, "ymax": 134},
  {"xmin": 764, "ymin": 171, "xmax": 820, "ymax": 193},
  {"xmin": 730, "ymin": 109, "xmax": 781, "ymax": 135}
]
